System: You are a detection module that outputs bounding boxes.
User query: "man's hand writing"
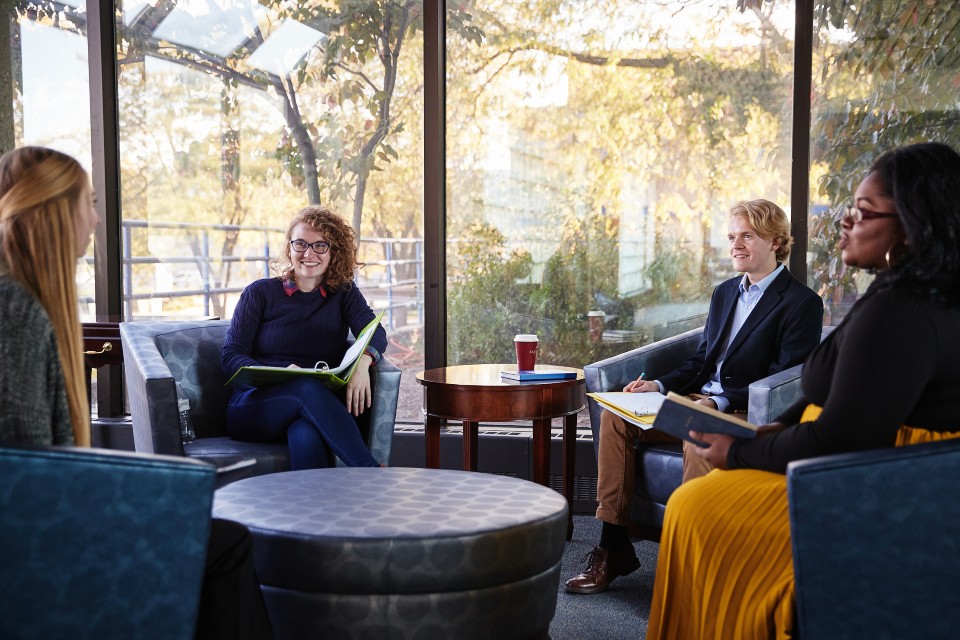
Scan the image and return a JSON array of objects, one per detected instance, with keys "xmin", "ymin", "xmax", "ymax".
[{"xmin": 625, "ymin": 379, "xmax": 659, "ymax": 393}]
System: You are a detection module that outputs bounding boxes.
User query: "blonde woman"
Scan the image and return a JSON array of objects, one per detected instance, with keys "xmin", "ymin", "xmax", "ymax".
[
  {"xmin": 0, "ymin": 146, "xmax": 97, "ymax": 447},
  {"xmin": 0, "ymin": 146, "xmax": 272, "ymax": 640}
]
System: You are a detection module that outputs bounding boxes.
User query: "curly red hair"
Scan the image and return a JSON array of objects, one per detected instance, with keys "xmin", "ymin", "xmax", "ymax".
[{"xmin": 272, "ymin": 205, "xmax": 362, "ymax": 291}]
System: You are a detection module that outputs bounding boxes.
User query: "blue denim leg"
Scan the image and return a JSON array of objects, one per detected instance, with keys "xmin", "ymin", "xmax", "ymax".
[
  {"xmin": 226, "ymin": 377, "xmax": 378, "ymax": 468},
  {"xmin": 287, "ymin": 419, "xmax": 336, "ymax": 469}
]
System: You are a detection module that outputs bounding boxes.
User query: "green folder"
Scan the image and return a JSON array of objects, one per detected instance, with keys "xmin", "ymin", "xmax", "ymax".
[{"xmin": 225, "ymin": 311, "xmax": 384, "ymax": 392}]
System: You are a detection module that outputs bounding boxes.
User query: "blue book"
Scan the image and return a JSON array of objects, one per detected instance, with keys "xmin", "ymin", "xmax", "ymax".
[
  {"xmin": 652, "ymin": 392, "xmax": 757, "ymax": 445},
  {"xmin": 500, "ymin": 369, "xmax": 577, "ymax": 381}
]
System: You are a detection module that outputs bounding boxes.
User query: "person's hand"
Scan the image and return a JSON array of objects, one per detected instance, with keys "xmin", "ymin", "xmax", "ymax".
[
  {"xmin": 688, "ymin": 431, "xmax": 735, "ymax": 469},
  {"xmin": 756, "ymin": 421, "xmax": 787, "ymax": 437},
  {"xmin": 695, "ymin": 397, "xmax": 718, "ymax": 410},
  {"xmin": 625, "ymin": 379, "xmax": 659, "ymax": 393},
  {"xmin": 344, "ymin": 354, "xmax": 374, "ymax": 416}
]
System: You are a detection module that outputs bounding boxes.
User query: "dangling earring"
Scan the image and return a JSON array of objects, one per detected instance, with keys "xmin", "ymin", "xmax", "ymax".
[{"xmin": 884, "ymin": 242, "xmax": 908, "ymax": 270}]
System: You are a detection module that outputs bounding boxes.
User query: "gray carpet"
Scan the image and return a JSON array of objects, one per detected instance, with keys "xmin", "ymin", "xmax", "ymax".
[{"xmin": 548, "ymin": 515, "xmax": 658, "ymax": 640}]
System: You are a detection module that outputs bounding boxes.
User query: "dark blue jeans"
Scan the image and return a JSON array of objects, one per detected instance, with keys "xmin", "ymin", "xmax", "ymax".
[{"xmin": 227, "ymin": 377, "xmax": 378, "ymax": 469}]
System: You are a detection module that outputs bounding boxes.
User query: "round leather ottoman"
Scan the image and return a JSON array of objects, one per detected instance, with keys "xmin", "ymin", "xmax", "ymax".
[{"xmin": 212, "ymin": 467, "xmax": 568, "ymax": 640}]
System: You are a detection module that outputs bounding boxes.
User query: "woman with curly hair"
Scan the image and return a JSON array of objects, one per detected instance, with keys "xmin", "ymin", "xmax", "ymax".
[
  {"xmin": 647, "ymin": 141, "xmax": 960, "ymax": 638},
  {"xmin": 221, "ymin": 205, "xmax": 387, "ymax": 468}
]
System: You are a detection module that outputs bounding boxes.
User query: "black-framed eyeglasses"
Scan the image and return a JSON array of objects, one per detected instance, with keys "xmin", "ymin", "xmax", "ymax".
[
  {"xmin": 290, "ymin": 239, "xmax": 331, "ymax": 254},
  {"xmin": 844, "ymin": 203, "xmax": 899, "ymax": 224}
]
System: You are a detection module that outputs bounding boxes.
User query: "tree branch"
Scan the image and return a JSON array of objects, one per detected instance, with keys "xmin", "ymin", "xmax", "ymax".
[{"xmin": 498, "ymin": 41, "xmax": 674, "ymax": 69}]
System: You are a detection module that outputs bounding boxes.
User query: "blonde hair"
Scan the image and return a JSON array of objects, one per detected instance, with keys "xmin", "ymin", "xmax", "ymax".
[
  {"xmin": 271, "ymin": 205, "xmax": 362, "ymax": 291},
  {"xmin": 0, "ymin": 147, "xmax": 91, "ymax": 446},
  {"xmin": 729, "ymin": 199, "xmax": 793, "ymax": 262}
]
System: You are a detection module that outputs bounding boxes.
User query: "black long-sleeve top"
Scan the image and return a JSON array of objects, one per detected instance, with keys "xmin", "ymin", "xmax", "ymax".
[{"xmin": 729, "ymin": 276, "xmax": 960, "ymax": 473}]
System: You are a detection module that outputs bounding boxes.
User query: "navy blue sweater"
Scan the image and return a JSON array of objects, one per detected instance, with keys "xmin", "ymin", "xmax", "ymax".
[{"xmin": 221, "ymin": 278, "xmax": 387, "ymax": 382}]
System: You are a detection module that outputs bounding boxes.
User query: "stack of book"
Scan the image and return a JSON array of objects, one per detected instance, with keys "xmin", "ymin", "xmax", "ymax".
[{"xmin": 500, "ymin": 369, "xmax": 577, "ymax": 382}]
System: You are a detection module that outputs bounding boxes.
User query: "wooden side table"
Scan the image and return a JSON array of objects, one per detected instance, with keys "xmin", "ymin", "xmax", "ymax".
[{"xmin": 415, "ymin": 364, "xmax": 586, "ymax": 538}]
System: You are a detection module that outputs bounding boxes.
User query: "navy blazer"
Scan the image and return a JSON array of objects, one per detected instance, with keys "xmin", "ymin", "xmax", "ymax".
[{"xmin": 657, "ymin": 267, "xmax": 823, "ymax": 412}]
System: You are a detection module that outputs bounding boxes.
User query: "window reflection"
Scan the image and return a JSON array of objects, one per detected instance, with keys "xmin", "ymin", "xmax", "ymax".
[
  {"xmin": 8, "ymin": 1, "xmax": 94, "ymax": 315},
  {"xmin": 809, "ymin": 2, "xmax": 960, "ymax": 324},
  {"xmin": 446, "ymin": 1, "xmax": 796, "ymax": 370},
  {"xmin": 115, "ymin": 0, "xmax": 424, "ymax": 420}
]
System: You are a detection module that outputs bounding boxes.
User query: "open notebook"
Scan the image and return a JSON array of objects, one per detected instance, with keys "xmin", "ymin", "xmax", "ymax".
[
  {"xmin": 225, "ymin": 311, "xmax": 384, "ymax": 392},
  {"xmin": 587, "ymin": 391, "xmax": 666, "ymax": 427}
]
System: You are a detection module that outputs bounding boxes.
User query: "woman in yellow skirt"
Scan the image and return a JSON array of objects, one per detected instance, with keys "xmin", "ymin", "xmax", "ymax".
[{"xmin": 647, "ymin": 142, "xmax": 960, "ymax": 639}]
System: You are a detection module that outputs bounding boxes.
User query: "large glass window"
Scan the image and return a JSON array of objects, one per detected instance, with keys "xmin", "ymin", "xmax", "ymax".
[
  {"xmin": 7, "ymin": 0, "xmax": 94, "ymax": 313},
  {"xmin": 446, "ymin": 1, "xmax": 796, "ymax": 373},
  {"xmin": 809, "ymin": 2, "xmax": 960, "ymax": 323},
  {"xmin": 31, "ymin": 1, "xmax": 960, "ymax": 428},
  {"xmin": 115, "ymin": 0, "xmax": 424, "ymax": 421}
]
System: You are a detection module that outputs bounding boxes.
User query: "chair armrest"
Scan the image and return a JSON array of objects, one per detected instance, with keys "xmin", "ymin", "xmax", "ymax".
[
  {"xmin": 368, "ymin": 355, "xmax": 401, "ymax": 465},
  {"xmin": 121, "ymin": 320, "xmax": 224, "ymax": 456},
  {"xmin": 787, "ymin": 438, "xmax": 960, "ymax": 639},
  {"xmin": 583, "ymin": 327, "xmax": 703, "ymax": 458},
  {"xmin": 747, "ymin": 326, "xmax": 834, "ymax": 424},
  {"xmin": 747, "ymin": 363, "xmax": 803, "ymax": 425}
]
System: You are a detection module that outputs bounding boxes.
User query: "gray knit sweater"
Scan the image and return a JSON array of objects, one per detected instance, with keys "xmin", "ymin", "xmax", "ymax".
[{"xmin": 0, "ymin": 275, "xmax": 73, "ymax": 446}]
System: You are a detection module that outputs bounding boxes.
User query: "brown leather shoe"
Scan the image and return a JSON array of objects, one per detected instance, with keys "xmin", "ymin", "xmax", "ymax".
[{"xmin": 564, "ymin": 546, "xmax": 640, "ymax": 594}]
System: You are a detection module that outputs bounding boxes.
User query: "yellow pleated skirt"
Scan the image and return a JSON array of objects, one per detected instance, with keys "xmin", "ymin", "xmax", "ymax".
[{"xmin": 646, "ymin": 405, "xmax": 959, "ymax": 640}]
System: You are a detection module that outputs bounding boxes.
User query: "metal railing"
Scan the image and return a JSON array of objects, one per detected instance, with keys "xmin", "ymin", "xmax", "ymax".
[{"xmin": 87, "ymin": 220, "xmax": 424, "ymax": 331}]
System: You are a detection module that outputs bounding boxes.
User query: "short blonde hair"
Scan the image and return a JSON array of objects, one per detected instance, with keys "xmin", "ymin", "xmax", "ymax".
[
  {"xmin": 0, "ymin": 146, "xmax": 90, "ymax": 446},
  {"xmin": 729, "ymin": 199, "xmax": 793, "ymax": 262}
]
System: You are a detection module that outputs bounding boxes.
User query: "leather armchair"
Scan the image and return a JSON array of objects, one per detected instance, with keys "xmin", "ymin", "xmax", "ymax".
[
  {"xmin": 584, "ymin": 326, "xmax": 832, "ymax": 540},
  {"xmin": 788, "ymin": 437, "xmax": 960, "ymax": 639},
  {"xmin": 584, "ymin": 327, "xmax": 704, "ymax": 540},
  {"xmin": 746, "ymin": 326, "xmax": 834, "ymax": 425},
  {"xmin": 0, "ymin": 445, "xmax": 215, "ymax": 640},
  {"xmin": 121, "ymin": 320, "xmax": 400, "ymax": 483}
]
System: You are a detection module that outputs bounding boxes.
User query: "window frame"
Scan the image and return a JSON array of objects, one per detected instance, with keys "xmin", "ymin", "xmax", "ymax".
[{"xmin": 85, "ymin": 0, "xmax": 815, "ymax": 402}]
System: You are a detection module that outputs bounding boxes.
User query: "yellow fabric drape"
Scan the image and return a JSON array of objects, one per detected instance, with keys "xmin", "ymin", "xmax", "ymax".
[{"xmin": 647, "ymin": 404, "xmax": 959, "ymax": 640}]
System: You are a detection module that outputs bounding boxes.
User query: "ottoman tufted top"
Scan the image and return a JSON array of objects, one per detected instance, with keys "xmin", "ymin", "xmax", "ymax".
[
  {"xmin": 213, "ymin": 467, "xmax": 566, "ymax": 537},
  {"xmin": 212, "ymin": 467, "xmax": 569, "ymax": 594}
]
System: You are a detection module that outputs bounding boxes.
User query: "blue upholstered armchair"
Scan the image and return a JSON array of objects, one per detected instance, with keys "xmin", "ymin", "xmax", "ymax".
[
  {"xmin": 121, "ymin": 320, "xmax": 400, "ymax": 482},
  {"xmin": 0, "ymin": 446, "xmax": 215, "ymax": 640},
  {"xmin": 584, "ymin": 326, "xmax": 833, "ymax": 540},
  {"xmin": 788, "ymin": 437, "xmax": 960, "ymax": 639}
]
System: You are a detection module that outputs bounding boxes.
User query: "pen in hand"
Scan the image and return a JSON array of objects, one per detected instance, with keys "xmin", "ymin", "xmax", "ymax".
[{"xmin": 624, "ymin": 372, "xmax": 646, "ymax": 393}]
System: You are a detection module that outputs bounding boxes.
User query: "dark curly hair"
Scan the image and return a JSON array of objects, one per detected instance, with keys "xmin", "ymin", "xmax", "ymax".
[
  {"xmin": 867, "ymin": 142, "xmax": 960, "ymax": 307},
  {"xmin": 271, "ymin": 205, "xmax": 362, "ymax": 291}
]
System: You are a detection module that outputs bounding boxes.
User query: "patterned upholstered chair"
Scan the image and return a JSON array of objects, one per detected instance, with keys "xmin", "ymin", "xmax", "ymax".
[
  {"xmin": 121, "ymin": 320, "xmax": 400, "ymax": 483},
  {"xmin": 584, "ymin": 326, "xmax": 833, "ymax": 540},
  {"xmin": 788, "ymin": 437, "xmax": 960, "ymax": 639},
  {"xmin": 0, "ymin": 445, "xmax": 215, "ymax": 639}
]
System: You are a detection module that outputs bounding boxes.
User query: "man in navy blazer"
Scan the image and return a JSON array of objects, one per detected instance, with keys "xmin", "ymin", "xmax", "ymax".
[{"xmin": 567, "ymin": 199, "xmax": 823, "ymax": 595}]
